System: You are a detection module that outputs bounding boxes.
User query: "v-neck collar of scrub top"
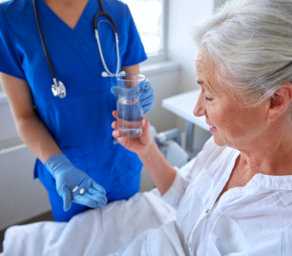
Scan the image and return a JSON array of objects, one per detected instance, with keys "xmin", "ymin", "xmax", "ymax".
[
  {"xmin": 35, "ymin": 0, "xmax": 105, "ymax": 83},
  {"xmin": 39, "ymin": 0, "xmax": 97, "ymax": 35}
]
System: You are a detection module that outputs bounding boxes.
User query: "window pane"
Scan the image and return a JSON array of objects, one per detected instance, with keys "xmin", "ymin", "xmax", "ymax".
[{"xmin": 122, "ymin": 0, "xmax": 163, "ymax": 55}]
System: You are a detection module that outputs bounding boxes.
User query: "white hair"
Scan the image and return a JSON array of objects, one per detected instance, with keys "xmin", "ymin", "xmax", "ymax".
[{"xmin": 194, "ymin": 0, "xmax": 292, "ymax": 105}]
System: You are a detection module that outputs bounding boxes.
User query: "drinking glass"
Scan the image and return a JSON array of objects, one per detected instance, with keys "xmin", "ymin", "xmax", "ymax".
[{"xmin": 116, "ymin": 74, "xmax": 145, "ymax": 138}]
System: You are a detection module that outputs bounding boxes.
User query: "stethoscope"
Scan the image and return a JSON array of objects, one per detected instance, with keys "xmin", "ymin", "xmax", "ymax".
[{"xmin": 33, "ymin": 0, "xmax": 125, "ymax": 98}]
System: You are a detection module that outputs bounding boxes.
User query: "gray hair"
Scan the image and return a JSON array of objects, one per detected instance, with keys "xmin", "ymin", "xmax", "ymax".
[{"xmin": 194, "ymin": 0, "xmax": 292, "ymax": 105}]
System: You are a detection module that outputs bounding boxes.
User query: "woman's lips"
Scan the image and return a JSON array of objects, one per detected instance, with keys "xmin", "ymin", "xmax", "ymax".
[{"xmin": 209, "ymin": 126, "xmax": 217, "ymax": 133}]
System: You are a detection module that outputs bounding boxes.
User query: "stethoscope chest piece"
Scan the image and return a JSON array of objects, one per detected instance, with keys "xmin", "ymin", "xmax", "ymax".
[{"xmin": 51, "ymin": 80, "xmax": 66, "ymax": 98}]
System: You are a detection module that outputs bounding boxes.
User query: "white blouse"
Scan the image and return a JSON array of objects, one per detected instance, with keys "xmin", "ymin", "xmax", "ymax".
[
  {"xmin": 112, "ymin": 137, "xmax": 292, "ymax": 255},
  {"xmin": 161, "ymin": 137, "xmax": 292, "ymax": 256}
]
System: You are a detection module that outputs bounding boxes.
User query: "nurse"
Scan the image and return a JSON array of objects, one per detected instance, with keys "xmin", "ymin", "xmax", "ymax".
[{"xmin": 0, "ymin": 0, "xmax": 154, "ymax": 221}]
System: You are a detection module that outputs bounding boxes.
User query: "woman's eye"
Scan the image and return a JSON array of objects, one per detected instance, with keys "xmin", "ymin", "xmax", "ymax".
[{"xmin": 205, "ymin": 96, "xmax": 214, "ymax": 101}]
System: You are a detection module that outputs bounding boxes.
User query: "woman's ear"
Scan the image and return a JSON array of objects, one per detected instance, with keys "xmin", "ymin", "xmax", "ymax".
[{"xmin": 266, "ymin": 82, "xmax": 292, "ymax": 123}]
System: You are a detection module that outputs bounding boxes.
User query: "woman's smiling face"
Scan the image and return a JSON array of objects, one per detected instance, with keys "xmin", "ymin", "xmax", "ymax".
[{"xmin": 193, "ymin": 50, "xmax": 268, "ymax": 149}]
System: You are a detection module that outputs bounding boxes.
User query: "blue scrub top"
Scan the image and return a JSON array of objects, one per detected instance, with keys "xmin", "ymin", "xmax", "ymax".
[{"xmin": 0, "ymin": 0, "xmax": 147, "ymax": 198}]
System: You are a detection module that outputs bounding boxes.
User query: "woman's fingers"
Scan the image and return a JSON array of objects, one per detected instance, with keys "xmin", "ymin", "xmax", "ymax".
[
  {"xmin": 112, "ymin": 129, "xmax": 122, "ymax": 138},
  {"xmin": 112, "ymin": 110, "xmax": 118, "ymax": 118},
  {"xmin": 142, "ymin": 118, "xmax": 148, "ymax": 130},
  {"xmin": 111, "ymin": 120, "xmax": 118, "ymax": 129},
  {"xmin": 111, "ymin": 110, "xmax": 152, "ymax": 152}
]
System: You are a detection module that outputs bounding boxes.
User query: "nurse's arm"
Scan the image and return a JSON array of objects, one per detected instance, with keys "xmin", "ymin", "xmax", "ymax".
[
  {"xmin": 0, "ymin": 73, "xmax": 62, "ymax": 163},
  {"xmin": 121, "ymin": 64, "xmax": 140, "ymax": 74}
]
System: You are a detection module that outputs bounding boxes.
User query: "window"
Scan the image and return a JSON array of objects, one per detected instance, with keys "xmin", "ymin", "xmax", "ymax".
[{"xmin": 122, "ymin": 0, "xmax": 166, "ymax": 58}]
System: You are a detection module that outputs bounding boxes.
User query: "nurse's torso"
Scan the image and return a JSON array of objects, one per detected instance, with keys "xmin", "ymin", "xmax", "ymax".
[{"xmin": 8, "ymin": 0, "xmax": 142, "ymax": 196}]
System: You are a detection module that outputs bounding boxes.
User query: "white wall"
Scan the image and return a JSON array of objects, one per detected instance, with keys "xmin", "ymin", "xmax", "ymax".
[
  {"xmin": 167, "ymin": 0, "xmax": 214, "ymax": 149},
  {"xmin": 142, "ymin": 61, "xmax": 181, "ymax": 132},
  {"xmin": 168, "ymin": 0, "xmax": 214, "ymax": 93}
]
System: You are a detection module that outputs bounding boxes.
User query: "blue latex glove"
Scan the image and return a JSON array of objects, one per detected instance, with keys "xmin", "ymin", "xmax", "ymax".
[
  {"xmin": 138, "ymin": 79, "xmax": 154, "ymax": 113},
  {"xmin": 111, "ymin": 79, "xmax": 154, "ymax": 114},
  {"xmin": 45, "ymin": 154, "xmax": 107, "ymax": 211}
]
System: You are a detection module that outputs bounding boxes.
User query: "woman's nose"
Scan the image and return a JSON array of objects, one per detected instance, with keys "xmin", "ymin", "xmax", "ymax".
[{"xmin": 193, "ymin": 93, "xmax": 205, "ymax": 117}]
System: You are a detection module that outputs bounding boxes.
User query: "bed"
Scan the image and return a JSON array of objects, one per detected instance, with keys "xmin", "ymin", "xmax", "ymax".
[
  {"xmin": 1, "ymin": 188, "xmax": 177, "ymax": 256},
  {"xmin": 1, "ymin": 155, "xmax": 196, "ymax": 256},
  {"xmin": 1, "ymin": 159, "xmax": 199, "ymax": 256}
]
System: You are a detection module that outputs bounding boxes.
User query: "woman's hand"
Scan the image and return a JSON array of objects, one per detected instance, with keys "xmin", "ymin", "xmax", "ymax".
[
  {"xmin": 112, "ymin": 110, "xmax": 177, "ymax": 195},
  {"xmin": 111, "ymin": 110, "xmax": 154, "ymax": 155}
]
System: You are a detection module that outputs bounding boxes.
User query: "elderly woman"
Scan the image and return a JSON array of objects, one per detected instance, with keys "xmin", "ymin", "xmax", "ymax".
[
  {"xmin": 2, "ymin": 0, "xmax": 292, "ymax": 255},
  {"xmin": 111, "ymin": 0, "xmax": 292, "ymax": 255}
]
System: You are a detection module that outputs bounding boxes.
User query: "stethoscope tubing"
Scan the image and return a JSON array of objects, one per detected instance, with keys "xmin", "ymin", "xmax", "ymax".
[
  {"xmin": 33, "ymin": 0, "xmax": 58, "ymax": 87},
  {"xmin": 95, "ymin": 29, "xmax": 121, "ymax": 77},
  {"xmin": 33, "ymin": 0, "xmax": 124, "ymax": 98},
  {"xmin": 93, "ymin": 11, "xmax": 118, "ymax": 33},
  {"xmin": 93, "ymin": 10, "xmax": 121, "ymax": 77}
]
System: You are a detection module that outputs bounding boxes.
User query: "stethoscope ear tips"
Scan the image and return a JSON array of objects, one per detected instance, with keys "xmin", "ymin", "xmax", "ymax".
[
  {"xmin": 119, "ymin": 70, "xmax": 126, "ymax": 76},
  {"xmin": 101, "ymin": 71, "xmax": 126, "ymax": 77},
  {"xmin": 101, "ymin": 71, "xmax": 109, "ymax": 77}
]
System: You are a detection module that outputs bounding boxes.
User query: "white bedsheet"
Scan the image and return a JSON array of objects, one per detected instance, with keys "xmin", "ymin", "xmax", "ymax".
[{"xmin": 2, "ymin": 189, "xmax": 176, "ymax": 256}]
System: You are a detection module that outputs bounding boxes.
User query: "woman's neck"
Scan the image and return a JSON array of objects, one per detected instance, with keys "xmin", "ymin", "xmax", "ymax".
[
  {"xmin": 238, "ymin": 131, "xmax": 292, "ymax": 176},
  {"xmin": 44, "ymin": 0, "xmax": 89, "ymax": 29}
]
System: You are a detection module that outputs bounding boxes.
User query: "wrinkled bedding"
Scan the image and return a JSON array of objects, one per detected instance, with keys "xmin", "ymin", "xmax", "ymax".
[{"xmin": 2, "ymin": 189, "xmax": 176, "ymax": 256}]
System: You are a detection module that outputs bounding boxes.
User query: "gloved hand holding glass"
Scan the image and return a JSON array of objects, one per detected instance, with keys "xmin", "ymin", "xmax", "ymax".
[
  {"xmin": 111, "ymin": 74, "xmax": 154, "ymax": 138},
  {"xmin": 45, "ymin": 154, "xmax": 107, "ymax": 211}
]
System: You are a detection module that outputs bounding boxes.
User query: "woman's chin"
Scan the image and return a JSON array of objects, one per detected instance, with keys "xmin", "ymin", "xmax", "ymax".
[{"xmin": 212, "ymin": 135, "xmax": 227, "ymax": 147}]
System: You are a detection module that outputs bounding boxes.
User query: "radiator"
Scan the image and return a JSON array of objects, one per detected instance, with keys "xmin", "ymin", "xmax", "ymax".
[
  {"xmin": 0, "ymin": 137, "xmax": 25, "ymax": 155},
  {"xmin": 0, "ymin": 91, "xmax": 50, "ymax": 230}
]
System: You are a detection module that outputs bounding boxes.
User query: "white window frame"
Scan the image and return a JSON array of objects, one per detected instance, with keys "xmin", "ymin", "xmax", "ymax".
[
  {"xmin": 126, "ymin": 0, "xmax": 168, "ymax": 65},
  {"xmin": 145, "ymin": 0, "xmax": 168, "ymax": 63}
]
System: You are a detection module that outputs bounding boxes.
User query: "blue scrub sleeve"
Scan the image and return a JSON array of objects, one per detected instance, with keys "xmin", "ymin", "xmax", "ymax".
[
  {"xmin": 0, "ymin": 7, "xmax": 25, "ymax": 80},
  {"xmin": 121, "ymin": 5, "xmax": 147, "ymax": 67}
]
